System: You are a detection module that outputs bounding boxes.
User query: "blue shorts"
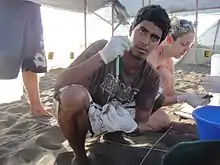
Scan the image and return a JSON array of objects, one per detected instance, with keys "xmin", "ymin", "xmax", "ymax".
[
  {"xmin": 0, "ymin": 1, "xmax": 47, "ymax": 74},
  {"xmin": 21, "ymin": 1, "xmax": 47, "ymax": 73}
]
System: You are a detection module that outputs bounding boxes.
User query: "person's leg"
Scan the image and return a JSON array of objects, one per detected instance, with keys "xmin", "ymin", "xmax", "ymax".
[
  {"xmin": 147, "ymin": 108, "xmax": 171, "ymax": 132},
  {"xmin": 21, "ymin": 2, "xmax": 49, "ymax": 116},
  {"xmin": 22, "ymin": 71, "xmax": 49, "ymax": 116},
  {"xmin": 57, "ymin": 85, "xmax": 90, "ymax": 165}
]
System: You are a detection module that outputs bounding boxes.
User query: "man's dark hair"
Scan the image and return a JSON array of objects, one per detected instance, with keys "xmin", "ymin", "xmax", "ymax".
[{"xmin": 130, "ymin": 5, "xmax": 171, "ymax": 43}]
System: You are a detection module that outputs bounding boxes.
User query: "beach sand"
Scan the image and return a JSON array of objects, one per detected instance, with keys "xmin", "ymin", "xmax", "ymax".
[{"xmin": 0, "ymin": 64, "xmax": 210, "ymax": 165}]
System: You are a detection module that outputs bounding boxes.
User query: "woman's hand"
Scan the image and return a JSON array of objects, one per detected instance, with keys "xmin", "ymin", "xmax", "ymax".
[{"xmin": 201, "ymin": 76, "xmax": 220, "ymax": 93}]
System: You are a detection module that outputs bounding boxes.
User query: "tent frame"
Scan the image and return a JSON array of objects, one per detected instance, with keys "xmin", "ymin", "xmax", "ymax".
[
  {"xmin": 213, "ymin": 20, "xmax": 220, "ymax": 52},
  {"xmin": 83, "ymin": 0, "xmax": 152, "ymax": 48},
  {"xmin": 82, "ymin": 0, "xmax": 208, "ymax": 50}
]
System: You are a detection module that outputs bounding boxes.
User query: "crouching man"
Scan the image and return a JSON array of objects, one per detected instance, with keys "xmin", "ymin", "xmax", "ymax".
[{"xmin": 53, "ymin": 5, "xmax": 171, "ymax": 165}]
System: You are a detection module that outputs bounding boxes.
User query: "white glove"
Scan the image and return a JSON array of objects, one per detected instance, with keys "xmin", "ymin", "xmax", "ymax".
[
  {"xmin": 88, "ymin": 103, "xmax": 106, "ymax": 136},
  {"xmin": 99, "ymin": 36, "xmax": 131, "ymax": 64},
  {"xmin": 177, "ymin": 93, "xmax": 211, "ymax": 108},
  {"xmin": 201, "ymin": 76, "xmax": 220, "ymax": 93},
  {"xmin": 88, "ymin": 101, "xmax": 137, "ymax": 136},
  {"xmin": 101, "ymin": 101, "xmax": 137, "ymax": 133}
]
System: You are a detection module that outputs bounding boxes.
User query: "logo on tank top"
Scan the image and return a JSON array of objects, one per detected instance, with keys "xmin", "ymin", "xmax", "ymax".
[{"xmin": 100, "ymin": 74, "xmax": 139, "ymax": 102}]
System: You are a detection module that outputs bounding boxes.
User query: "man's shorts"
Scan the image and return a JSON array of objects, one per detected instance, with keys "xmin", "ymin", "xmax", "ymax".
[
  {"xmin": 52, "ymin": 85, "xmax": 137, "ymax": 136},
  {"xmin": 0, "ymin": 1, "xmax": 47, "ymax": 74},
  {"xmin": 52, "ymin": 84, "xmax": 164, "ymax": 121},
  {"xmin": 21, "ymin": 2, "xmax": 47, "ymax": 73}
]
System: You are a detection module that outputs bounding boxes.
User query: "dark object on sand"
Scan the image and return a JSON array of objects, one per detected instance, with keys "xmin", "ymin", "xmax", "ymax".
[
  {"xmin": 161, "ymin": 140, "xmax": 220, "ymax": 165},
  {"xmin": 202, "ymin": 94, "xmax": 213, "ymax": 99}
]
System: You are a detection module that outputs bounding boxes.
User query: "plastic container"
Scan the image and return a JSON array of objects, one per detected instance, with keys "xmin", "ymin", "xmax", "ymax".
[
  {"xmin": 0, "ymin": 72, "xmax": 23, "ymax": 104},
  {"xmin": 161, "ymin": 141, "xmax": 220, "ymax": 165},
  {"xmin": 209, "ymin": 54, "xmax": 220, "ymax": 106},
  {"xmin": 211, "ymin": 54, "xmax": 220, "ymax": 75},
  {"xmin": 192, "ymin": 105, "xmax": 220, "ymax": 140}
]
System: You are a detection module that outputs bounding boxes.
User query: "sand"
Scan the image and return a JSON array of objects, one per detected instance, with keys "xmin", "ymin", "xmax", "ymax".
[{"xmin": 0, "ymin": 64, "xmax": 210, "ymax": 165}]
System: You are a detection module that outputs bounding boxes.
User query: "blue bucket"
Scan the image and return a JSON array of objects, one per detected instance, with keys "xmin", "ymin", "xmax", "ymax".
[{"xmin": 192, "ymin": 105, "xmax": 220, "ymax": 140}]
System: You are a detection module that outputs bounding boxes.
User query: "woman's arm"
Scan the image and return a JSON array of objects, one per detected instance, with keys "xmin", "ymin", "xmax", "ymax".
[
  {"xmin": 157, "ymin": 58, "xmax": 180, "ymax": 106},
  {"xmin": 157, "ymin": 59, "xmax": 211, "ymax": 107},
  {"xmin": 157, "ymin": 59, "xmax": 175, "ymax": 96}
]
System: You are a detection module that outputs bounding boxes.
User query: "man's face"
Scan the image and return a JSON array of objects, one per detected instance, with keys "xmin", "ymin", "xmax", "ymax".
[{"xmin": 130, "ymin": 20, "xmax": 162, "ymax": 60}]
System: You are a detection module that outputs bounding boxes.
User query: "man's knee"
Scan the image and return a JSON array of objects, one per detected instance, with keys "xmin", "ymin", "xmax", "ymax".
[
  {"xmin": 59, "ymin": 85, "xmax": 90, "ymax": 114},
  {"xmin": 57, "ymin": 85, "xmax": 90, "ymax": 137},
  {"xmin": 148, "ymin": 109, "xmax": 171, "ymax": 132}
]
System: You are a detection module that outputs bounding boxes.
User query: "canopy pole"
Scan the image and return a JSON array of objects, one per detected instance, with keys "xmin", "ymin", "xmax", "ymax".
[
  {"xmin": 212, "ymin": 20, "xmax": 220, "ymax": 52},
  {"xmin": 194, "ymin": 0, "xmax": 198, "ymax": 64},
  {"xmin": 112, "ymin": 0, "xmax": 115, "ymax": 36},
  {"xmin": 84, "ymin": 0, "xmax": 87, "ymax": 48},
  {"xmin": 195, "ymin": 0, "xmax": 198, "ymax": 44},
  {"xmin": 142, "ymin": 0, "xmax": 144, "ymax": 7},
  {"xmin": 149, "ymin": 0, "xmax": 151, "ymax": 5}
]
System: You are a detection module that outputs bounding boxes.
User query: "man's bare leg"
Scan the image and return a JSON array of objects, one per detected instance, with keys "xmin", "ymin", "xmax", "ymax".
[
  {"xmin": 58, "ymin": 85, "xmax": 90, "ymax": 165},
  {"xmin": 22, "ymin": 71, "xmax": 51, "ymax": 116},
  {"xmin": 147, "ymin": 109, "xmax": 171, "ymax": 132}
]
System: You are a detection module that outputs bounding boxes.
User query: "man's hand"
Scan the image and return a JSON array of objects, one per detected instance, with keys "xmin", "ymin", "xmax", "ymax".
[
  {"xmin": 201, "ymin": 75, "xmax": 220, "ymax": 93},
  {"xmin": 177, "ymin": 93, "xmax": 211, "ymax": 108},
  {"xmin": 99, "ymin": 36, "xmax": 131, "ymax": 64}
]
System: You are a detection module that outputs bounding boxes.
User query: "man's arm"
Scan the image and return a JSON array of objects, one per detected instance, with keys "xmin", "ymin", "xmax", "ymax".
[
  {"xmin": 55, "ymin": 40, "xmax": 107, "ymax": 91},
  {"xmin": 135, "ymin": 67, "xmax": 160, "ymax": 133},
  {"xmin": 55, "ymin": 36, "xmax": 130, "ymax": 91},
  {"xmin": 68, "ymin": 39, "xmax": 107, "ymax": 68}
]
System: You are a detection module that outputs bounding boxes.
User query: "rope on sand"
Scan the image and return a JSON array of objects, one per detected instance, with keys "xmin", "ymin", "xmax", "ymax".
[{"xmin": 138, "ymin": 125, "xmax": 173, "ymax": 165}]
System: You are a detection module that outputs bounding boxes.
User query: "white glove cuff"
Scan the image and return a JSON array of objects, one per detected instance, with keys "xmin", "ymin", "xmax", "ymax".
[
  {"xmin": 99, "ymin": 50, "xmax": 108, "ymax": 64},
  {"xmin": 177, "ymin": 95, "xmax": 187, "ymax": 103}
]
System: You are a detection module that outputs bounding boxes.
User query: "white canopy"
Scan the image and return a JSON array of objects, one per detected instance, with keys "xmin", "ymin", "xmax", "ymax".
[
  {"xmin": 30, "ymin": 0, "xmax": 220, "ymax": 14},
  {"xmin": 124, "ymin": 0, "xmax": 220, "ymax": 15},
  {"xmin": 29, "ymin": 0, "xmax": 220, "ymax": 50}
]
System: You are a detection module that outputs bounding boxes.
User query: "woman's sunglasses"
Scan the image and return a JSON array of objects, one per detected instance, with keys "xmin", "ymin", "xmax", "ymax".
[{"xmin": 180, "ymin": 20, "xmax": 194, "ymax": 32}]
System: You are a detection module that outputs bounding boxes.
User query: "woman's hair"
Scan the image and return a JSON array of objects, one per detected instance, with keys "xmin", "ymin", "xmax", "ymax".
[{"xmin": 169, "ymin": 17, "xmax": 195, "ymax": 40}]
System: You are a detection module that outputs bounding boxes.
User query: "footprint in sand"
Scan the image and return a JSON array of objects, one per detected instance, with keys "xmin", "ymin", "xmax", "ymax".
[
  {"xmin": 0, "ymin": 147, "xmax": 12, "ymax": 160},
  {"xmin": 15, "ymin": 148, "xmax": 43, "ymax": 163},
  {"xmin": 6, "ymin": 104, "xmax": 29, "ymax": 114},
  {"xmin": 54, "ymin": 152, "xmax": 74, "ymax": 165},
  {"xmin": 11, "ymin": 119, "xmax": 31, "ymax": 130},
  {"xmin": 4, "ymin": 128, "xmax": 24, "ymax": 135},
  {"xmin": 0, "ymin": 118, "xmax": 17, "ymax": 130},
  {"xmin": 36, "ymin": 135, "xmax": 62, "ymax": 150},
  {"xmin": 36, "ymin": 126, "xmax": 65, "ymax": 150}
]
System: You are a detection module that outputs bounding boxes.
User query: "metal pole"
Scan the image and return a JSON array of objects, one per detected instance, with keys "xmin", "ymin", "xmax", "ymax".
[
  {"xmin": 112, "ymin": 0, "xmax": 114, "ymax": 36},
  {"xmin": 194, "ymin": 0, "xmax": 199, "ymax": 64},
  {"xmin": 149, "ymin": 0, "xmax": 151, "ymax": 5},
  {"xmin": 84, "ymin": 0, "xmax": 87, "ymax": 48},
  {"xmin": 195, "ymin": 0, "xmax": 198, "ymax": 44},
  {"xmin": 212, "ymin": 20, "xmax": 220, "ymax": 52},
  {"xmin": 142, "ymin": 0, "xmax": 144, "ymax": 7}
]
